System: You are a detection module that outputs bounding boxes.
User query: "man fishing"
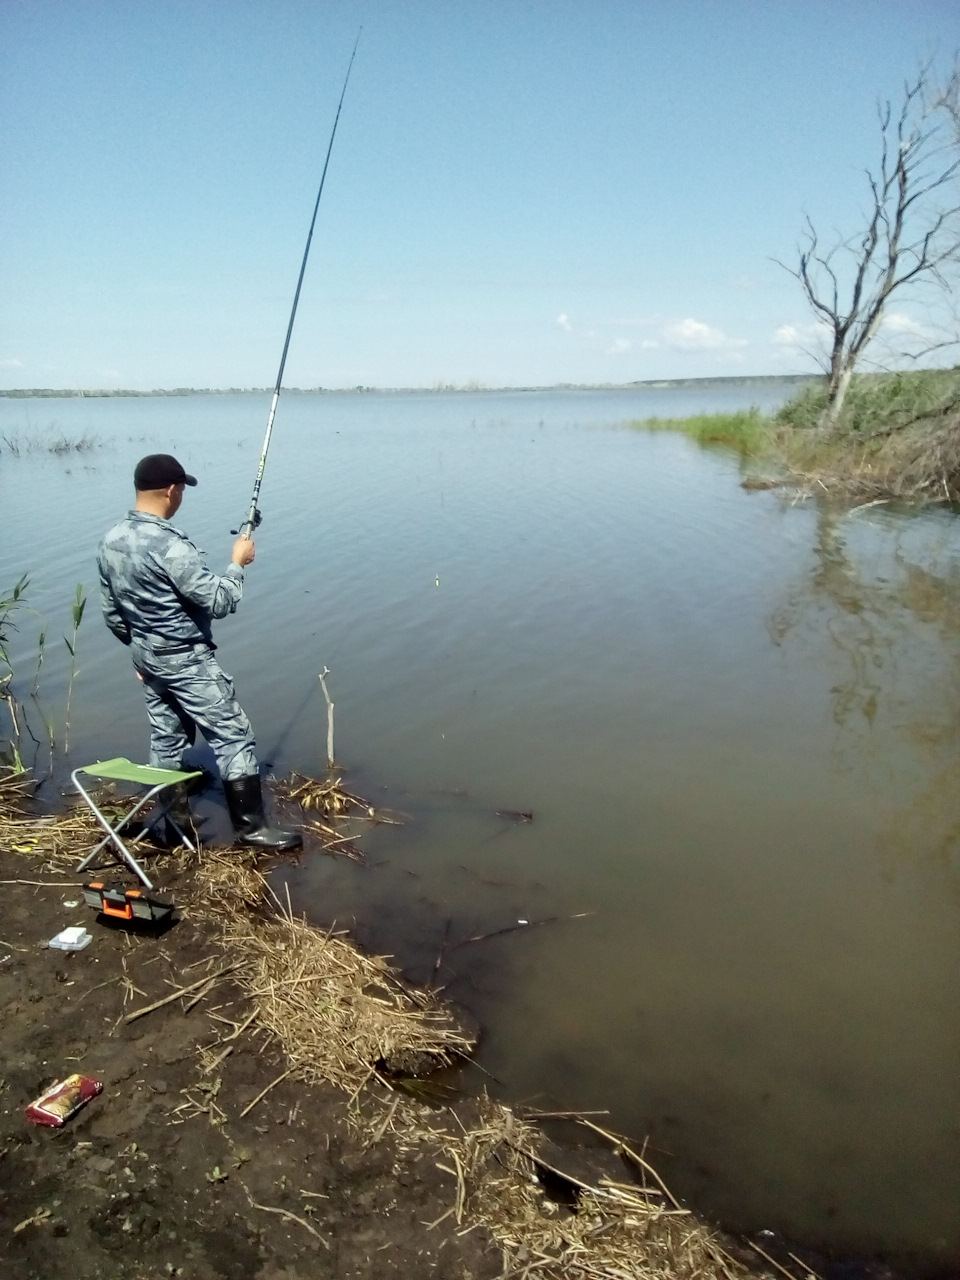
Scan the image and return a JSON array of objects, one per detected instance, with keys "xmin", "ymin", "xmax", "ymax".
[{"xmin": 97, "ymin": 452, "xmax": 301, "ymax": 852}]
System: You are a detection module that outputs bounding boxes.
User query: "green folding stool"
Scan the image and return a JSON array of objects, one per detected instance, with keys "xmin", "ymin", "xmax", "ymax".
[{"xmin": 72, "ymin": 757, "xmax": 203, "ymax": 890}]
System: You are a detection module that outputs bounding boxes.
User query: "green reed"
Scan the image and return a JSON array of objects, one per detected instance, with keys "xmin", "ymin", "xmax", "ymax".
[
  {"xmin": 631, "ymin": 408, "xmax": 771, "ymax": 453},
  {"xmin": 0, "ymin": 576, "xmax": 88, "ymax": 772},
  {"xmin": 63, "ymin": 584, "xmax": 87, "ymax": 754},
  {"xmin": 0, "ymin": 430, "xmax": 102, "ymax": 456}
]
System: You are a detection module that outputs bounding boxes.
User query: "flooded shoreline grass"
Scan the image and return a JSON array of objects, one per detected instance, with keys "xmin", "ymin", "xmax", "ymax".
[
  {"xmin": 631, "ymin": 368, "xmax": 960, "ymax": 503},
  {"xmin": 0, "ymin": 429, "xmax": 102, "ymax": 456},
  {"xmin": 636, "ymin": 408, "xmax": 769, "ymax": 454}
]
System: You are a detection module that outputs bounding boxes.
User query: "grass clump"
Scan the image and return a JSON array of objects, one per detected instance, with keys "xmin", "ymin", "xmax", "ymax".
[
  {"xmin": 0, "ymin": 429, "xmax": 101, "ymax": 456},
  {"xmin": 632, "ymin": 408, "xmax": 770, "ymax": 454}
]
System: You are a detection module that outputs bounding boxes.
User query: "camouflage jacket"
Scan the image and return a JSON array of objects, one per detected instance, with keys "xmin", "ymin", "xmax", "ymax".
[{"xmin": 98, "ymin": 511, "xmax": 244, "ymax": 653}]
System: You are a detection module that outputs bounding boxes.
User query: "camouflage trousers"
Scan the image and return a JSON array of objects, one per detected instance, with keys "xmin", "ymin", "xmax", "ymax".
[{"xmin": 135, "ymin": 644, "xmax": 258, "ymax": 782}]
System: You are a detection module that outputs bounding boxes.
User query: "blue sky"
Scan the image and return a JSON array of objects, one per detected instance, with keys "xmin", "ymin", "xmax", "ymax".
[{"xmin": 2, "ymin": 1, "xmax": 958, "ymax": 390}]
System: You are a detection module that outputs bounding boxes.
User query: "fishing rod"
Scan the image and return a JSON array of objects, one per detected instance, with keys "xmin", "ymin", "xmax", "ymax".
[{"xmin": 235, "ymin": 31, "xmax": 361, "ymax": 538}]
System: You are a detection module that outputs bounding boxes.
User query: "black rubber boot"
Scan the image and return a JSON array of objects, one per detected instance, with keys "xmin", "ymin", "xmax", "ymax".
[{"xmin": 223, "ymin": 775, "xmax": 302, "ymax": 852}]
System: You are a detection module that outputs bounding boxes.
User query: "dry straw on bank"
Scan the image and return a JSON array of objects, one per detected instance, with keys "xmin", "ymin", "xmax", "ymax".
[
  {"xmin": 0, "ymin": 771, "xmax": 90, "ymax": 866},
  {"xmin": 183, "ymin": 847, "xmax": 474, "ymax": 1093},
  {"xmin": 779, "ymin": 418, "xmax": 960, "ymax": 503},
  {"xmin": 379, "ymin": 1098, "xmax": 751, "ymax": 1280}
]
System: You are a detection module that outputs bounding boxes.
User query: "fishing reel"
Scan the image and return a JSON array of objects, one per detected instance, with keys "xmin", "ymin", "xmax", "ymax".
[{"xmin": 231, "ymin": 506, "xmax": 262, "ymax": 537}]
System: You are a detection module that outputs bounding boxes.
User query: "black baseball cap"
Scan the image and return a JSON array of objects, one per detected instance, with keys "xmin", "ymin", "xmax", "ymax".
[{"xmin": 134, "ymin": 454, "xmax": 198, "ymax": 490}]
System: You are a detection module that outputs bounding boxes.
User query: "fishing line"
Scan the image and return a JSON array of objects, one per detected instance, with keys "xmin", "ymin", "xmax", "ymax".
[{"xmin": 235, "ymin": 29, "xmax": 362, "ymax": 537}]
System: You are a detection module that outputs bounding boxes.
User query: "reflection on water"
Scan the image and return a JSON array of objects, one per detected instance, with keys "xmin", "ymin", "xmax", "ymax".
[
  {"xmin": 771, "ymin": 504, "xmax": 960, "ymax": 892},
  {"xmin": 1, "ymin": 388, "xmax": 958, "ymax": 1273}
]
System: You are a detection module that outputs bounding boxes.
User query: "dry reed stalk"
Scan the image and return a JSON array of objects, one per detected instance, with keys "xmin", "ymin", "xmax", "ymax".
[
  {"xmin": 276, "ymin": 771, "xmax": 368, "ymax": 816},
  {"xmin": 302, "ymin": 822, "xmax": 366, "ymax": 861},
  {"xmin": 318, "ymin": 666, "xmax": 335, "ymax": 770},
  {"xmin": 396, "ymin": 1098, "xmax": 749, "ymax": 1280},
  {"xmin": 124, "ymin": 965, "xmax": 239, "ymax": 1023},
  {"xmin": 748, "ymin": 1239, "xmax": 814, "ymax": 1280},
  {"xmin": 275, "ymin": 770, "xmax": 405, "ymax": 837},
  {"xmin": 0, "ymin": 879, "xmax": 86, "ymax": 887},
  {"xmin": 0, "ymin": 769, "xmax": 31, "ymax": 810},
  {"xmin": 238, "ymin": 1067, "xmax": 293, "ymax": 1117},
  {"xmin": 370, "ymin": 1094, "xmax": 401, "ymax": 1144},
  {"xmin": 244, "ymin": 1192, "xmax": 330, "ymax": 1248}
]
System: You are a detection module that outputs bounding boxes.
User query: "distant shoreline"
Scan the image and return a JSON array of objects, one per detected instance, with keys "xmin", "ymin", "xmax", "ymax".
[{"xmin": 0, "ymin": 374, "xmax": 820, "ymax": 399}]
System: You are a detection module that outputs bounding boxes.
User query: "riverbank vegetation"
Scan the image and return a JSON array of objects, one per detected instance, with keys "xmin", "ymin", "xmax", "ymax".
[{"xmin": 633, "ymin": 367, "xmax": 960, "ymax": 503}]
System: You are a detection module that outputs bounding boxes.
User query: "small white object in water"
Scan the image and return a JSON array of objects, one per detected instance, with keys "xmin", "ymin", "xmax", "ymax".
[{"xmin": 517, "ymin": 919, "xmax": 528, "ymax": 925}]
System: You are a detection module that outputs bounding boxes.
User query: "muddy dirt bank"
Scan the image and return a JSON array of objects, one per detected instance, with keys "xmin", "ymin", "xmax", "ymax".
[{"xmin": 0, "ymin": 844, "xmax": 503, "ymax": 1279}]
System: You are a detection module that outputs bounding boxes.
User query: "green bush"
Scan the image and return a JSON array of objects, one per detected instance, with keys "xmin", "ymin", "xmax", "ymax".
[{"xmin": 776, "ymin": 369, "xmax": 960, "ymax": 434}]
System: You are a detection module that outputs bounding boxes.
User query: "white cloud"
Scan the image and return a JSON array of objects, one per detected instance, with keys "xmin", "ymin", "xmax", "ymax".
[
  {"xmin": 0, "ymin": 357, "xmax": 24, "ymax": 369},
  {"xmin": 773, "ymin": 325, "xmax": 800, "ymax": 346},
  {"xmin": 880, "ymin": 312, "xmax": 931, "ymax": 338},
  {"xmin": 770, "ymin": 320, "xmax": 830, "ymax": 349},
  {"xmin": 640, "ymin": 339, "xmax": 660, "ymax": 349},
  {"xmin": 608, "ymin": 338, "xmax": 632, "ymax": 354},
  {"xmin": 556, "ymin": 313, "xmax": 573, "ymax": 332},
  {"xmin": 663, "ymin": 318, "xmax": 746, "ymax": 350}
]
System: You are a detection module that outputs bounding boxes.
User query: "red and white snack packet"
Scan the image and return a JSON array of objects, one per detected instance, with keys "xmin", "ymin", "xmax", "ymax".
[{"xmin": 25, "ymin": 1074, "xmax": 103, "ymax": 1127}]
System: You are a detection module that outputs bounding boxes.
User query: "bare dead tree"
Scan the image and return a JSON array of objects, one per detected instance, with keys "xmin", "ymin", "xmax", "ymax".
[{"xmin": 778, "ymin": 65, "xmax": 960, "ymax": 429}]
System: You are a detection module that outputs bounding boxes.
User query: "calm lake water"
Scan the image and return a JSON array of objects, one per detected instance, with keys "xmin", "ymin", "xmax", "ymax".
[{"xmin": 2, "ymin": 385, "xmax": 958, "ymax": 1274}]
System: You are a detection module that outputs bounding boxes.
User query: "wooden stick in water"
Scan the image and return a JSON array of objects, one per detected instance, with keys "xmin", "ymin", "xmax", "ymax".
[
  {"xmin": 455, "ymin": 912, "xmax": 594, "ymax": 947},
  {"xmin": 576, "ymin": 1117, "xmax": 684, "ymax": 1210}
]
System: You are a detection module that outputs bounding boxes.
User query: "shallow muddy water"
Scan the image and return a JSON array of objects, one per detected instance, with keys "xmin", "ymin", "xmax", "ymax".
[{"xmin": 2, "ymin": 385, "xmax": 958, "ymax": 1273}]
